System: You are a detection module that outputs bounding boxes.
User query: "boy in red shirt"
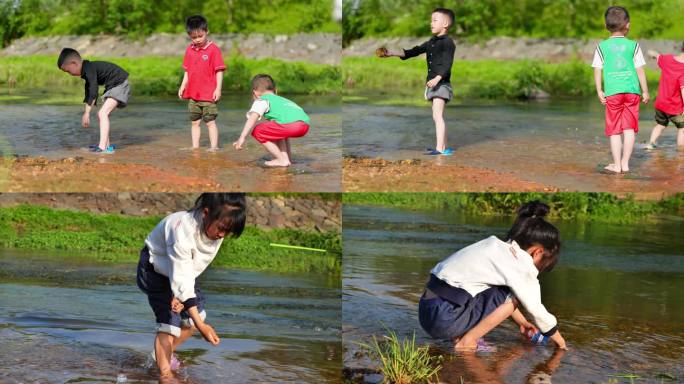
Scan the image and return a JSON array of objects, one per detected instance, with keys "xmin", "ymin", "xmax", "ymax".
[
  {"xmin": 177, "ymin": 15, "xmax": 226, "ymax": 151},
  {"xmin": 646, "ymin": 43, "xmax": 684, "ymax": 149}
]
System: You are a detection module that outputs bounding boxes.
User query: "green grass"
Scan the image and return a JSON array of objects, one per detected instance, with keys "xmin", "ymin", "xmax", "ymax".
[
  {"xmin": 359, "ymin": 329, "xmax": 442, "ymax": 384},
  {"xmin": 0, "ymin": 204, "xmax": 341, "ymax": 275},
  {"xmin": 343, "ymin": 193, "xmax": 684, "ymax": 224},
  {"xmin": 343, "ymin": 57, "xmax": 661, "ymax": 101},
  {"xmin": 0, "ymin": 55, "xmax": 341, "ymax": 97}
]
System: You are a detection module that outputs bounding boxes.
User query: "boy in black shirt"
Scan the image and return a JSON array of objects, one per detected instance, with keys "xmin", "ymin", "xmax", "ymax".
[
  {"xmin": 378, "ymin": 8, "xmax": 456, "ymax": 155},
  {"xmin": 58, "ymin": 48, "xmax": 130, "ymax": 153}
]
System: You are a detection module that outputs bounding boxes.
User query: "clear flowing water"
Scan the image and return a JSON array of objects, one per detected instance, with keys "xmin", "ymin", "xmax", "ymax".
[
  {"xmin": 0, "ymin": 94, "xmax": 341, "ymax": 191},
  {"xmin": 342, "ymin": 204, "xmax": 684, "ymax": 383},
  {"xmin": 0, "ymin": 250, "xmax": 341, "ymax": 383},
  {"xmin": 343, "ymin": 99, "xmax": 684, "ymax": 192}
]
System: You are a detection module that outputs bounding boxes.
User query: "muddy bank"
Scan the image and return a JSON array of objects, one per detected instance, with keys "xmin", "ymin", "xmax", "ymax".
[
  {"xmin": 344, "ymin": 37, "xmax": 681, "ymax": 68},
  {"xmin": 2, "ymin": 33, "xmax": 341, "ymax": 65},
  {"xmin": 342, "ymin": 156, "xmax": 558, "ymax": 192},
  {"xmin": 0, "ymin": 189, "xmax": 340, "ymax": 233}
]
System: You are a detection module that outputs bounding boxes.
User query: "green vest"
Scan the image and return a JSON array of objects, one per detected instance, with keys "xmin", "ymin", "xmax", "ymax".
[
  {"xmin": 598, "ymin": 37, "xmax": 641, "ymax": 96},
  {"xmin": 261, "ymin": 93, "xmax": 310, "ymax": 124}
]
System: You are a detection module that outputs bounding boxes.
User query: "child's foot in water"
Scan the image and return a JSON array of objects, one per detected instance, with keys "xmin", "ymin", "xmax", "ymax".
[
  {"xmin": 603, "ymin": 163, "xmax": 622, "ymax": 174},
  {"xmin": 264, "ymin": 159, "xmax": 291, "ymax": 167},
  {"xmin": 454, "ymin": 337, "xmax": 496, "ymax": 352}
]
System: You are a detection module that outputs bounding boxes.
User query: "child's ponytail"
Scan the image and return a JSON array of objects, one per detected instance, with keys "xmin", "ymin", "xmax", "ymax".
[
  {"xmin": 191, "ymin": 193, "xmax": 247, "ymax": 238},
  {"xmin": 506, "ymin": 201, "xmax": 560, "ymax": 272}
]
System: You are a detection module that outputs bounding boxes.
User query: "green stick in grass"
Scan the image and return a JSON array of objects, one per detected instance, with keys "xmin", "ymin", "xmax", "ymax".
[{"xmin": 269, "ymin": 243, "xmax": 327, "ymax": 253}]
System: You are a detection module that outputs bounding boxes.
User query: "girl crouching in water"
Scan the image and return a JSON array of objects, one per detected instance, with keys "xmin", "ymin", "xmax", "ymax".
[
  {"xmin": 419, "ymin": 201, "xmax": 568, "ymax": 351},
  {"xmin": 137, "ymin": 193, "xmax": 246, "ymax": 379}
]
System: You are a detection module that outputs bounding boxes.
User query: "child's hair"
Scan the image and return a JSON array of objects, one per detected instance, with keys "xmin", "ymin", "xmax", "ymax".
[
  {"xmin": 604, "ymin": 6, "xmax": 629, "ymax": 32},
  {"xmin": 252, "ymin": 74, "xmax": 276, "ymax": 91},
  {"xmin": 190, "ymin": 193, "xmax": 247, "ymax": 238},
  {"xmin": 57, "ymin": 48, "xmax": 81, "ymax": 68},
  {"xmin": 433, "ymin": 7, "xmax": 455, "ymax": 29},
  {"xmin": 505, "ymin": 201, "xmax": 560, "ymax": 272},
  {"xmin": 186, "ymin": 15, "xmax": 208, "ymax": 33}
]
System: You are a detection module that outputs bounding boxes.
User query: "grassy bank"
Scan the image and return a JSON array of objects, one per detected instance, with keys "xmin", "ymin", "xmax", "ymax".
[
  {"xmin": 0, "ymin": 205, "xmax": 341, "ymax": 275},
  {"xmin": 343, "ymin": 193, "xmax": 684, "ymax": 224},
  {"xmin": 0, "ymin": 55, "xmax": 340, "ymax": 96},
  {"xmin": 343, "ymin": 57, "xmax": 660, "ymax": 101},
  {"xmin": 343, "ymin": 0, "xmax": 684, "ymax": 44}
]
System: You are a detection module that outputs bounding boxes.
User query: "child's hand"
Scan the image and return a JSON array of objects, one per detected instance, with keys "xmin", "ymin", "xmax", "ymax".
[
  {"xmin": 426, "ymin": 76, "xmax": 441, "ymax": 88},
  {"xmin": 642, "ymin": 91, "xmax": 650, "ymax": 104},
  {"xmin": 519, "ymin": 322, "xmax": 538, "ymax": 336},
  {"xmin": 213, "ymin": 88, "xmax": 221, "ymax": 102},
  {"xmin": 177, "ymin": 86, "xmax": 185, "ymax": 99},
  {"xmin": 170, "ymin": 297, "xmax": 184, "ymax": 313},
  {"xmin": 82, "ymin": 112, "xmax": 90, "ymax": 128},
  {"xmin": 233, "ymin": 137, "xmax": 245, "ymax": 150},
  {"xmin": 597, "ymin": 90, "xmax": 607, "ymax": 105},
  {"xmin": 197, "ymin": 322, "xmax": 220, "ymax": 345},
  {"xmin": 375, "ymin": 47, "xmax": 388, "ymax": 58},
  {"xmin": 550, "ymin": 330, "xmax": 568, "ymax": 350}
]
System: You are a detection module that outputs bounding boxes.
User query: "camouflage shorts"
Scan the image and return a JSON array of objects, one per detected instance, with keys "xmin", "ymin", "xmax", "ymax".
[
  {"xmin": 655, "ymin": 108, "xmax": 684, "ymax": 128},
  {"xmin": 189, "ymin": 99, "xmax": 218, "ymax": 122}
]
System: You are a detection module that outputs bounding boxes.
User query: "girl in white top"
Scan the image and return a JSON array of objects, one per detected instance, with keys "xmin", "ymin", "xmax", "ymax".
[
  {"xmin": 137, "ymin": 193, "xmax": 246, "ymax": 380},
  {"xmin": 419, "ymin": 201, "xmax": 568, "ymax": 351}
]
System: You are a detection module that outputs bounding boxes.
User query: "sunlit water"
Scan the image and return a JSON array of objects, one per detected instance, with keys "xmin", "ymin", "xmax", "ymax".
[
  {"xmin": 343, "ymin": 99, "xmax": 684, "ymax": 192},
  {"xmin": 0, "ymin": 250, "xmax": 341, "ymax": 383},
  {"xmin": 0, "ymin": 94, "xmax": 341, "ymax": 191},
  {"xmin": 342, "ymin": 204, "xmax": 684, "ymax": 383}
]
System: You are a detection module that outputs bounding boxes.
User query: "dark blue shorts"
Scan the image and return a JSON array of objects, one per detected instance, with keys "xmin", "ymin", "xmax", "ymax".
[
  {"xmin": 136, "ymin": 247, "xmax": 206, "ymax": 337},
  {"xmin": 418, "ymin": 283, "xmax": 511, "ymax": 340}
]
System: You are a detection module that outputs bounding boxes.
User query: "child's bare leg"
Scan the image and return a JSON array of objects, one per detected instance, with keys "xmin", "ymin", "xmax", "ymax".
[
  {"xmin": 621, "ymin": 129, "xmax": 635, "ymax": 172},
  {"xmin": 154, "ymin": 332, "xmax": 175, "ymax": 377},
  {"xmin": 262, "ymin": 141, "xmax": 291, "ymax": 167},
  {"xmin": 648, "ymin": 124, "xmax": 666, "ymax": 145},
  {"xmin": 454, "ymin": 301, "xmax": 517, "ymax": 350},
  {"xmin": 432, "ymin": 98, "xmax": 447, "ymax": 152},
  {"xmin": 677, "ymin": 128, "xmax": 684, "ymax": 147},
  {"xmin": 206, "ymin": 120, "xmax": 219, "ymax": 150},
  {"xmin": 97, "ymin": 98, "xmax": 118, "ymax": 150},
  {"xmin": 191, "ymin": 119, "xmax": 202, "ymax": 149},
  {"xmin": 607, "ymin": 134, "xmax": 623, "ymax": 173},
  {"xmin": 285, "ymin": 138, "xmax": 292, "ymax": 159}
]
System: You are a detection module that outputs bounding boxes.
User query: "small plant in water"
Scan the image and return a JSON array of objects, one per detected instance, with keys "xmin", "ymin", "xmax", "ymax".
[{"xmin": 360, "ymin": 329, "xmax": 442, "ymax": 384}]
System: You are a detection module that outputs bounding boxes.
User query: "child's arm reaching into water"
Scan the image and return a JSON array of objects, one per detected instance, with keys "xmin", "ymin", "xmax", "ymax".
[
  {"xmin": 233, "ymin": 112, "xmax": 260, "ymax": 150},
  {"xmin": 82, "ymin": 102, "xmax": 93, "ymax": 128},
  {"xmin": 187, "ymin": 305, "xmax": 220, "ymax": 345},
  {"xmin": 511, "ymin": 308, "xmax": 537, "ymax": 335},
  {"xmin": 594, "ymin": 68, "xmax": 606, "ymax": 105},
  {"xmin": 549, "ymin": 329, "xmax": 567, "ymax": 350}
]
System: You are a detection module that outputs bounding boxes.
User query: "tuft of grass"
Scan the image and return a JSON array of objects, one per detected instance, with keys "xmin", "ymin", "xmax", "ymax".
[
  {"xmin": 0, "ymin": 55, "xmax": 341, "ymax": 96},
  {"xmin": 343, "ymin": 193, "xmax": 684, "ymax": 224},
  {"xmin": 0, "ymin": 204, "xmax": 341, "ymax": 275},
  {"xmin": 360, "ymin": 329, "xmax": 442, "ymax": 384},
  {"xmin": 343, "ymin": 57, "xmax": 660, "ymax": 101}
]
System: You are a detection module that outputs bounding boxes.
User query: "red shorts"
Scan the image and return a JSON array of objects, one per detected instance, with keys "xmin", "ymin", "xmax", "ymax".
[
  {"xmin": 605, "ymin": 93, "xmax": 640, "ymax": 136},
  {"xmin": 251, "ymin": 120, "xmax": 310, "ymax": 143}
]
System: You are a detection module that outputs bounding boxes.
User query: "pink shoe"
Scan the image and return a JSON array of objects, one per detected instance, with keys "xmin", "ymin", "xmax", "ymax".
[
  {"xmin": 475, "ymin": 338, "xmax": 497, "ymax": 353},
  {"xmin": 169, "ymin": 354, "xmax": 181, "ymax": 371}
]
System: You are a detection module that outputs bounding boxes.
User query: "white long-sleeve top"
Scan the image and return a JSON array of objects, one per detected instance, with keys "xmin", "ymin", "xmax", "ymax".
[
  {"xmin": 144, "ymin": 210, "xmax": 223, "ymax": 302},
  {"xmin": 430, "ymin": 236, "xmax": 557, "ymax": 333}
]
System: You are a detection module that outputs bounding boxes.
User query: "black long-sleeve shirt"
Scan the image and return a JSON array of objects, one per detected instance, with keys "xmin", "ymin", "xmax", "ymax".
[
  {"xmin": 402, "ymin": 35, "xmax": 456, "ymax": 86},
  {"xmin": 80, "ymin": 60, "xmax": 128, "ymax": 105}
]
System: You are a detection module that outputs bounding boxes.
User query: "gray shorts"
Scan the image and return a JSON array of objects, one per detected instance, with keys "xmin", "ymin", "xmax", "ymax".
[
  {"xmin": 425, "ymin": 83, "xmax": 453, "ymax": 102},
  {"xmin": 102, "ymin": 79, "xmax": 131, "ymax": 108}
]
